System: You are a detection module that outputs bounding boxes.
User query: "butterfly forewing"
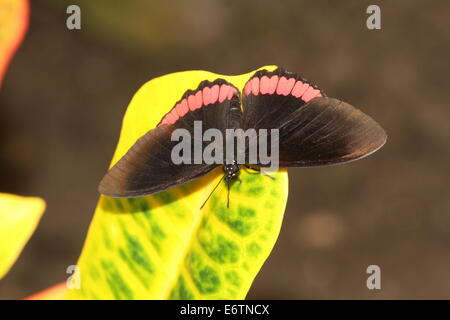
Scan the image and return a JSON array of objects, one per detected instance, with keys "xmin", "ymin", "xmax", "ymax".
[
  {"xmin": 98, "ymin": 79, "xmax": 241, "ymax": 198},
  {"xmin": 241, "ymin": 68, "xmax": 386, "ymax": 167},
  {"xmin": 277, "ymin": 97, "xmax": 387, "ymax": 166},
  {"xmin": 241, "ymin": 68, "xmax": 325, "ymax": 131}
]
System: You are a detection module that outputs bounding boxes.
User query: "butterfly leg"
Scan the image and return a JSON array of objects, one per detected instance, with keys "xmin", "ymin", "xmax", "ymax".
[
  {"xmin": 243, "ymin": 164, "xmax": 275, "ymax": 180},
  {"xmin": 227, "ymin": 180, "xmax": 230, "ymax": 208},
  {"xmin": 200, "ymin": 175, "xmax": 225, "ymax": 210}
]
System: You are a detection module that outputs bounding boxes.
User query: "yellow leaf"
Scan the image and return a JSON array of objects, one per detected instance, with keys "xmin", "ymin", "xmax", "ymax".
[
  {"xmin": 0, "ymin": 193, "xmax": 45, "ymax": 279},
  {"xmin": 66, "ymin": 66, "xmax": 288, "ymax": 300},
  {"xmin": 0, "ymin": 0, "xmax": 29, "ymax": 86}
]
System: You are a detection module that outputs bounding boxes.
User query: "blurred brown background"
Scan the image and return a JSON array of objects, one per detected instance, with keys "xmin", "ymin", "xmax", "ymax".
[{"xmin": 0, "ymin": 0, "xmax": 449, "ymax": 299}]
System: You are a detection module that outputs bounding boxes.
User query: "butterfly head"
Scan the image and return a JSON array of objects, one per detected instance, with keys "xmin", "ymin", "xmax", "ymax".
[{"xmin": 223, "ymin": 161, "xmax": 241, "ymax": 182}]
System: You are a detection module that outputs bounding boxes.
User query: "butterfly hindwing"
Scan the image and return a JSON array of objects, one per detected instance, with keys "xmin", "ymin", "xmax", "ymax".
[{"xmin": 98, "ymin": 79, "xmax": 241, "ymax": 198}]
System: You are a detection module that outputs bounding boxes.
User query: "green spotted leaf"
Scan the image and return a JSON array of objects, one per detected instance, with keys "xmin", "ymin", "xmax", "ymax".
[{"xmin": 66, "ymin": 66, "xmax": 288, "ymax": 300}]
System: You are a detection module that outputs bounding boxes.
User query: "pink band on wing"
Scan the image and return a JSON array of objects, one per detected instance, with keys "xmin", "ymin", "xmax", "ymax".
[
  {"xmin": 187, "ymin": 94, "xmax": 197, "ymax": 111},
  {"xmin": 158, "ymin": 83, "xmax": 237, "ymax": 127},
  {"xmin": 251, "ymin": 77, "xmax": 259, "ymax": 96},
  {"xmin": 244, "ymin": 74, "xmax": 322, "ymax": 102},
  {"xmin": 267, "ymin": 75, "xmax": 279, "ymax": 94},
  {"xmin": 203, "ymin": 86, "xmax": 212, "ymax": 105},
  {"xmin": 291, "ymin": 81, "xmax": 308, "ymax": 98},
  {"xmin": 166, "ymin": 112, "xmax": 177, "ymax": 124},
  {"xmin": 174, "ymin": 103, "xmax": 182, "ymax": 117},
  {"xmin": 276, "ymin": 76, "xmax": 296, "ymax": 96},
  {"xmin": 210, "ymin": 84, "xmax": 220, "ymax": 104},
  {"xmin": 218, "ymin": 84, "xmax": 230, "ymax": 103},
  {"xmin": 228, "ymin": 87, "xmax": 237, "ymax": 99},
  {"xmin": 259, "ymin": 76, "xmax": 270, "ymax": 94},
  {"xmin": 175, "ymin": 100, "xmax": 187, "ymax": 117},
  {"xmin": 302, "ymin": 86, "xmax": 322, "ymax": 102},
  {"xmin": 171, "ymin": 109, "xmax": 179, "ymax": 120},
  {"xmin": 194, "ymin": 90, "xmax": 203, "ymax": 109},
  {"xmin": 181, "ymin": 99, "xmax": 189, "ymax": 113},
  {"xmin": 244, "ymin": 81, "xmax": 252, "ymax": 96}
]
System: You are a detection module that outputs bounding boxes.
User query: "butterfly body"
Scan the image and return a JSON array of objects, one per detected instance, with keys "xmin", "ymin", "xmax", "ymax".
[{"xmin": 223, "ymin": 161, "xmax": 241, "ymax": 183}]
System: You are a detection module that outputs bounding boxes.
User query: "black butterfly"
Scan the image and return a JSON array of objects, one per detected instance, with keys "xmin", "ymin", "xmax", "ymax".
[{"xmin": 98, "ymin": 68, "xmax": 387, "ymax": 204}]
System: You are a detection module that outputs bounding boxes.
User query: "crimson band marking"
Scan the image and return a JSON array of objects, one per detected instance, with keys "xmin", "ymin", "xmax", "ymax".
[
  {"xmin": 244, "ymin": 75, "xmax": 322, "ymax": 102},
  {"xmin": 159, "ymin": 84, "xmax": 237, "ymax": 126}
]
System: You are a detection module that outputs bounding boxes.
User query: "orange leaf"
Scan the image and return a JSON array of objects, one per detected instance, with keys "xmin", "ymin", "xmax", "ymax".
[
  {"xmin": 25, "ymin": 282, "xmax": 67, "ymax": 300},
  {"xmin": 0, "ymin": 0, "xmax": 29, "ymax": 86}
]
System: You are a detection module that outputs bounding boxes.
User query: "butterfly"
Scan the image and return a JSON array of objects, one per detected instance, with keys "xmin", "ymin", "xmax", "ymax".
[{"xmin": 98, "ymin": 68, "xmax": 387, "ymax": 206}]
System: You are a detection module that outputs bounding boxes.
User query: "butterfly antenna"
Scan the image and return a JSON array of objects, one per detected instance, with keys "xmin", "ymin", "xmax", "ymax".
[
  {"xmin": 227, "ymin": 180, "xmax": 230, "ymax": 208},
  {"xmin": 200, "ymin": 175, "xmax": 225, "ymax": 210}
]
